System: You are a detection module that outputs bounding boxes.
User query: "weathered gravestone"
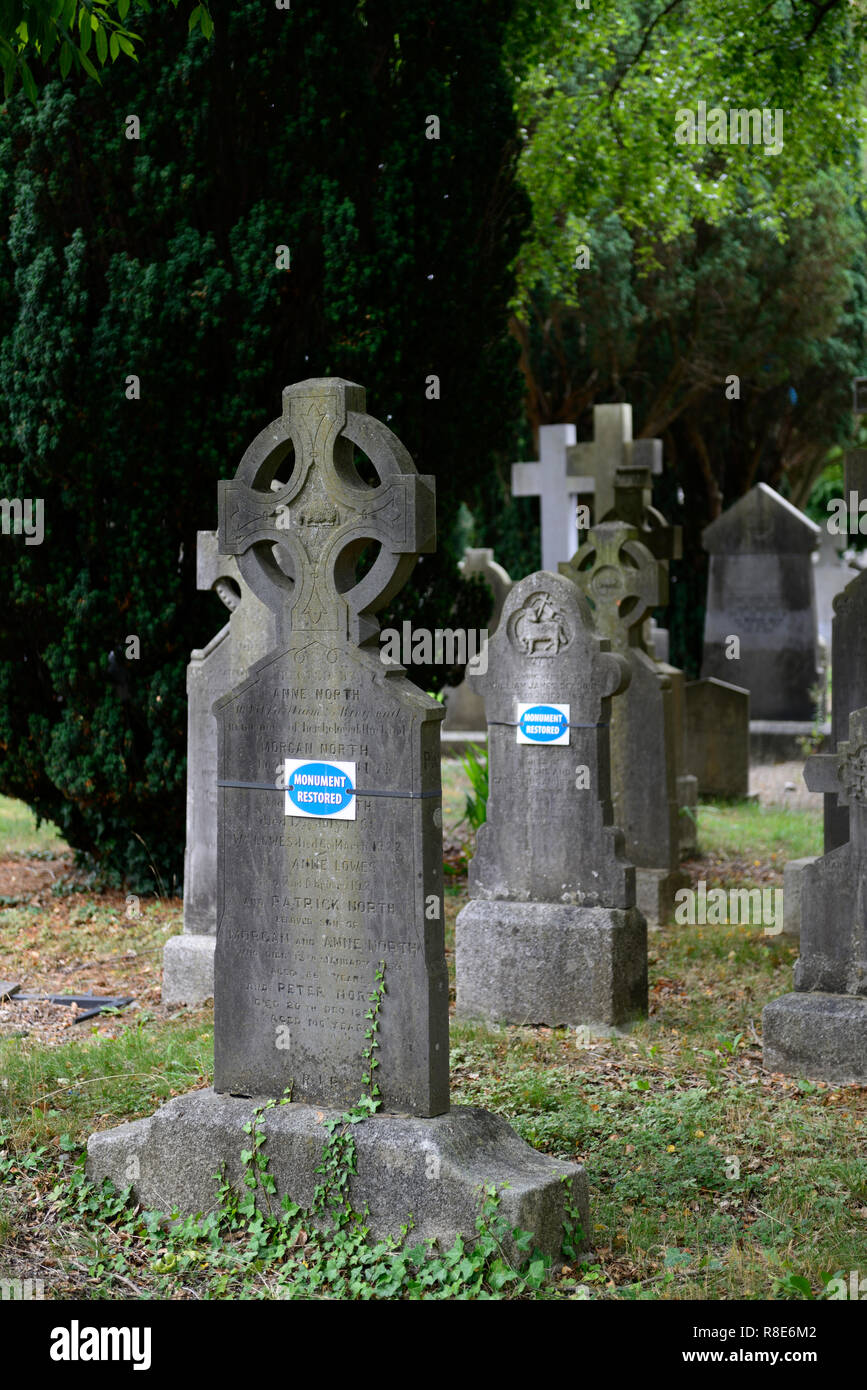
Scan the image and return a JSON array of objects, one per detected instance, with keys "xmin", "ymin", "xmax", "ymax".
[
  {"xmin": 164, "ymin": 532, "xmax": 276, "ymax": 1006},
  {"xmin": 568, "ymin": 405, "xmax": 663, "ymax": 533},
  {"xmin": 763, "ymin": 705, "xmax": 867, "ymax": 1082},
  {"xmin": 561, "ymin": 522, "xmax": 686, "ymax": 925},
  {"xmin": 684, "ymin": 677, "xmax": 750, "ymax": 799},
  {"xmin": 455, "ymin": 571, "xmax": 646, "ymax": 1028},
  {"xmin": 812, "ymin": 528, "xmax": 851, "ymax": 658},
  {"xmin": 700, "ymin": 483, "xmax": 821, "ymax": 720},
  {"xmin": 823, "ymin": 450, "xmax": 867, "ymax": 853},
  {"xmin": 89, "ymin": 379, "xmax": 588, "ymax": 1254},
  {"xmin": 601, "ymin": 455, "xmax": 696, "ymax": 856},
  {"xmin": 442, "ymin": 548, "xmax": 513, "ymax": 736}
]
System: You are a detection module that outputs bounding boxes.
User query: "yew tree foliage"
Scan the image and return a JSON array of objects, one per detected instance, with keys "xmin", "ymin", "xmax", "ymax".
[{"xmin": 0, "ymin": 0, "xmax": 528, "ymax": 889}]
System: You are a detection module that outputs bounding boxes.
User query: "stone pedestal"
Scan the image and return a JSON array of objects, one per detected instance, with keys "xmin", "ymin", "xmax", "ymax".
[
  {"xmin": 162, "ymin": 933, "xmax": 216, "ymax": 1007},
  {"xmin": 457, "ymin": 901, "xmax": 646, "ymax": 1028},
  {"xmin": 762, "ymin": 994, "xmax": 867, "ymax": 1084},
  {"xmin": 87, "ymin": 1091, "xmax": 589, "ymax": 1264}
]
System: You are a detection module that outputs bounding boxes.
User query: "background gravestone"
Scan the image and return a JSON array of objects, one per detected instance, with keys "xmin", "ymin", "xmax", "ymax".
[
  {"xmin": 823, "ymin": 568, "xmax": 867, "ymax": 853},
  {"xmin": 163, "ymin": 532, "xmax": 276, "ymax": 1006},
  {"xmin": 561, "ymin": 521, "xmax": 687, "ymax": 925},
  {"xmin": 700, "ymin": 483, "xmax": 821, "ymax": 721},
  {"xmin": 763, "ymin": 706, "xmax": 867, "ymax": 1082},
  {"xmin": 511, "ymin": 424, "xmax": 587, "ymax": 572},
  {"xmin": 568, "ymin": 405, "xmax": 663, "ymax": 532},
  {"xmin": 599, "ymin": 455, "xmax": 696, "ymax": 857},
  {"xmin": 684, "ymin": 677, "xmax": 750, "ymax": 799},
  {"xmin": 456, "ymin": 571, "xmax": 646, "ymax": 1028},
  {"xmin": 442, "ymin": 548, "xmax": 513, "ymax": 737},
  {"xmin": 89, "ymin": 378, "xmax": 588, "ymax": 1257}
]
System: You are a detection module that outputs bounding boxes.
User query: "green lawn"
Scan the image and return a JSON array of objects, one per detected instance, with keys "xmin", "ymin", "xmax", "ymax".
[{"xmin": 0, "ymin": 795, "xmax": 64, "ymax": 857}]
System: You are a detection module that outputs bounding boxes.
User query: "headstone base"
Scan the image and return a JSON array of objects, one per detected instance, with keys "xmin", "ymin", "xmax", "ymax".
[
  {"xmin": 455, "ymin": 901, "xmax": 647, "ymax": 1028},
  {"xmin": 86, "ymin": 1090, "xmax": 587, "ymax": 1264},
  {"xmin": 162, "ymin": 934, "xmax": 215, "ymax": 1007},
  {"xmin": 635, "ymin": 868, "xmax": 689, "ymax": 928},
  {"xmin": 762, "ymin": 993, "xmax": 867, "ymax": 1083},
  {"xmin": 781, "ymin": 857, "xmax": 819, "ymax": 940}
]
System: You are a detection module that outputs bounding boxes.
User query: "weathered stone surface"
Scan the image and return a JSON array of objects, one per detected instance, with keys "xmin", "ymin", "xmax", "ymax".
[
  {"xmin": 456, "ymin": 569, "xmax": 647, "ymax": 1026},
  {"xmin": 466, "ymin": 571, "xmax": 633, "ymax": 909},
  {"xmin": 684, "ymin": 677, "xmax": 750, "ymax": 799},
  {"xmin": 457, "ymin": 901, "xmax": 646, "ymax": 1028},
  {"xmin": 763, "ymin": 705, "xmax": 867, "ymax": 1080},
  {"xmin": 701, "ymin": 483, "xmax": 821, "ymax": 720},
  {"xmin": 165, "ymin": 532, "xmax": 277, "ymax": 1006},
  {"xmin": 561, "ymin": 522, "xmax": 685, "ymax": 922},
  {"xmin": 86, "ymin": 1091, "xmax": 589, "ymax": 1263},
  {"xmin": 763, "ymin": 994, "xmax": 867, "ymax": 1084},
  {"xmin": 824, "ymin": 568, "xmax": 867, "ymax": 851},
  {"xmin": 443, "ymin": 548, "xmax": 513, "ymax": 734},
  {"xmin": 781, "ymin": 857, "xmax": 818, "ymax": 940},
  {"xmin": 162, "ymin": 934, "xmax": 218, "ymax": 1006}
]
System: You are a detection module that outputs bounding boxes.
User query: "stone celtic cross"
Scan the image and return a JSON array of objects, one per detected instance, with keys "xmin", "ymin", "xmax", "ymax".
[
  {"xmin": 219, "ymin": 378, "xmax": 435, "ymax": 646},
  {"xmin": 559, "ymin": 520, "xmax": 666, "ymax": 652}
]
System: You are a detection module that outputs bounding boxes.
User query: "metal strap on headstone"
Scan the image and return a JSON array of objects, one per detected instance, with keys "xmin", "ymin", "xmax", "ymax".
[
  {"xmin": 218, "ymin": 778, "xmax": 439, "ymax": 800},
  {"xmin": 486, "ymin": 720, "xmax": 609, "ymax": 729}
]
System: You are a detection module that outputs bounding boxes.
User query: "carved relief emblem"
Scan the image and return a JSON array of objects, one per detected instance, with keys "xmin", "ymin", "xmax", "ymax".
[
  {"xmin": 840, "ymin": 740, "xmax": 867, "ymax": 807},
  {"xmin": 507, "ymin": 591, "xmax": 571, "ymax": 657}
]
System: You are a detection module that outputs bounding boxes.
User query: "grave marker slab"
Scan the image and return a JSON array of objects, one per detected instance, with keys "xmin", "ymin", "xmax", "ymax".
[
  {"xmin": 684, "ymin": 677, "xmax": 750, "ymax": 799},
  {"xmin": 89, "ymin": 379, "xmax": 588, "ymax": 1257},
  {"xmin": 763, "ymin": 706, "xmax": 867, "ymax": 1082},
  {"xmin": 456, "ymin": 571, "xmax": 646, "ymax": 1027},
  {"xmin": 700, "ymin": 483, "xmax": 821, "ymax": 720}
]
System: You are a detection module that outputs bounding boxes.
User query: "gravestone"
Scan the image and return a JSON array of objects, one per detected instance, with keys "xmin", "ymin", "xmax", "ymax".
[
  {"xmin": 600, "ymin": 454, "xmax": 696, "ymax": 855},
  {"xmin": 511, "ymin": 424, "xmax": 589, "ymax": 572},
  {"xmin": 442, "ymin": 548, "xmax": 513, "ymax": 736},
  {"xmin": 700, "ymin": 483, "xmax": 821, "ymax": 720},
  {"xmin": 824, "ymin": 569, "xmax": 867, "ymax": 852},
  {"xmin": 561, "ymin": 522, "xmax": 686, "ymax": 924},
  {"xmin": 763, "ymin": 706, "xmax": 867, "ymax": 1082},
  {"xmin": 510, "ymin": 405, "xmax": 663, "ymax": 573},
  {"xmin": 812, "ymin": 529, "xmax": 851, "ymax": 657},
  {"xmin": 568, "ymin": 405, "xmax": 663, "ymax": 532},
  {"xmin": 684, "ymin": 678, "xmax": 750, "ymax": 799},
  {"xmin": 163, "ymin": 532, "xmax": 276, "ymax": 1006},
  {"xmin": 89, "ymin": 378, "xmax": 588, "ymax": 1255},
  {"xmin": 455, "ymin": 571, "xmax": 646, "ymax": 1028}
]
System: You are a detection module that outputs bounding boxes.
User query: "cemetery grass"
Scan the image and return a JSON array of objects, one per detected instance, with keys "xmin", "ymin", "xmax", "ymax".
[{"xmin": 2, "ymin": 790, "xmax": 866, "ymax": 1300}]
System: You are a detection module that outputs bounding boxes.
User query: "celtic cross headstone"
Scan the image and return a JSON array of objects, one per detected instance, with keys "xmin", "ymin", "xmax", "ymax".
[
  {"xmin": 561, "ymin": 522, "xmax": 686, "ymax": 924},
  {"xmin": 212, "ymin": 377, "xmax": 447, "ymax": 1113},
  {"xmin": 89, "ymin": 379, "xmax": 588, "ymax": 1257}
]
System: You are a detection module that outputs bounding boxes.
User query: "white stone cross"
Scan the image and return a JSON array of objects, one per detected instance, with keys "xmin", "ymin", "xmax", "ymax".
[{"xmin": 511, "ymin": 406, "xmax": 662, "ymax": 574}]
